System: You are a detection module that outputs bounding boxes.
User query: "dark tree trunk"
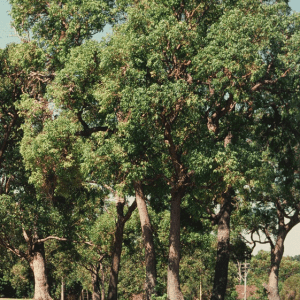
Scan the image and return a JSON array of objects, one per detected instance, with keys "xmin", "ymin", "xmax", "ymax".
[
  {"xmin": 100, "ymin": 262, "xmax": 105, "ymax": 300},
  {"xmin": 107, "ymin": 196, "xmax": 126, "ymax": 300},
  {"xmin": 107, "ymin": 194, "xmax": 137, "ymax": 300},
  {"xmin": 211, "ymin": 189, "xmax": 233, "ymax": 300},
  {"xmin": 91, "ymin": 264, "xmax": 101, "ymax": 300},
  {"xmin": 29, "ymin": 242, "xmax": 52, "ymax": 300},
  {"xmin": 167, "ymin": 190, "xmax": 184, "ymax": 300},
  {"xmin": 134, "ymin": 181, "xmax": 157, "ymax": 299}
]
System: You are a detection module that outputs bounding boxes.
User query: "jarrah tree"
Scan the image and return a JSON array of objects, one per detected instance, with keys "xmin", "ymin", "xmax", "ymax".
[
  {"xmin": 0, "ymin": 42, "xmax": 56, "ymax": 300},
  {"xmin": 106, "ymin": 189, "xmax": 137, "ymax": 300},
  {"xmin": 244, "ymin": 194, "xmax": 300, "ymax": 300},
  {"xmin": 97, "ymin": 1, "xmax": 300, "ymax": 299},
  {"xmin": 244, "ymin": 99, "xmax": 300, "ymax": 300},
  {"xmin": 6, "ymin": 1, "xmax": 115, "ymax": 298},
  {"xmin": 6, "ymin": 1, "xmax": 300, "ymax": 300}
]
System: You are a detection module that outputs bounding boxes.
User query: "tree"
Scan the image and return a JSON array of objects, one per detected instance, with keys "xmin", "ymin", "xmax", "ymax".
[
  {"xmin": 247, "ymin": 252, "xmax": 300, "ymax": 300},
  {"xmin": 6, "ymin": 1, "xmax": 117, "ymax": 299},
  {"xmin": 0, "ymin": 42, "xmax": 54, "ymax": 300},
  {"xmin": 97, "ymin": 1, "xmax": 300, "ymax": 299},
  {"xmin": 8, "ymin": 1, "xmax": 300, "ymax": 300}
]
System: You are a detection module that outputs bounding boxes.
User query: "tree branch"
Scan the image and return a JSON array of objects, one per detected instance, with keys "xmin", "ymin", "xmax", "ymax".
[
  {"xmin": 37, "ymin": 236, "xmax": 68, "ymax": 243},
  {"xmin": 123, "ymin": 200, "xmax": 137, "ymax": 223},
  {"xmin": 76, "ymin": 111, "xmax": 109, "ymax": 137}
]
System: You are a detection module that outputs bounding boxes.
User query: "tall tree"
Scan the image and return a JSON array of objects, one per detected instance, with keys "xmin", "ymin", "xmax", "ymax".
[
  {"xmin": 0, "ymin": 42, "xmax": 55, "ymax": 300},
  {"xmin": 10, "ymin": 1, "xmax": 300, "ymax": 300}
]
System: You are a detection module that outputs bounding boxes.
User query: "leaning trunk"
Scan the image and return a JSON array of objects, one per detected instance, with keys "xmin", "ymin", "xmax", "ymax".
[
  {"xmin": 167, "ymin": 190, "xmax": 184, "ymax": 300},
  {"xmin": 264, "ymin": 234, "xmax": 285, "ymax": 300},
  {"xmin": 29, "ymin": 242, "xmax": 52, "ymax": 300},
  {"xmin": 211, "ymin": 190, "xmax": 232, "ymax": 300},
  {"xmin": 134, "ymin": 181, "xmax": 157, "ymax": 299},
  {"xmin": 107, "ymin": 196, "xmax": 126, "ymax": 300}
]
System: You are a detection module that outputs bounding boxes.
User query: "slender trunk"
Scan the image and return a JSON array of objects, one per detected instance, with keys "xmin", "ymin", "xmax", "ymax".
[
  {"xmin": 100, "ymin": 262, "xmax": 105, "ymax": 300},
  {"xmin": 262, "ymin": 200, "xmax": 300, "ymax": 300},
  {"xmin": 211, "ymin": 189, "xmax": 232, "ymax": 300},
  {"xmin": 61, "ymin": 278, "xmax": 64, "ymax": 300},
  {"xmin": 264, "ymin": 235, "xmax": 285, "ymax": 300},
  {"xmin": 167, "ymin": 190, "xmax": 184, "ymax": 300},
  {"xmin": 107, "ymin": 196, "xmax": 126, "ymax": 300},
  {"xmin": 134, "ymin": 181, "xmax": 157, "ymax": 299},
  {"xmin": 29, "ymin": 242, "xmax": 52, "ymax": 300},
  {"xmin": 91, "ymin": 264, "xmax": 101, "ymax": 300}
]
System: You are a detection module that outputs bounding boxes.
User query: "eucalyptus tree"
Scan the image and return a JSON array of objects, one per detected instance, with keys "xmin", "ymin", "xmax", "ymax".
[
  {"xmin": 9, "ymin": 0, "xmax": 114, "ymax": 68},
  {"xmin": 222, "ymin": 3, "xmax": 300, "ymax": 299},
  {"xmin": 188, "ymin": 1, "xmax": 300, "ymax": 298},
  {"xmin": 9, "ymin": 1, "xmax": 300, "ymax": 300},
  {"xmin": 242, "ymin": 135, "xmax": 300, "ymax": 300},
  {"xmin": 0, "ymin": 42, "xmax": 57, "ymax": 300},
  {"xmin": 95, "ymin": 1, "xmax": 300, "ymax": 299},
  {"xmin": 0, "ymin": 40, "xmax": 104, "ymax": 300},
  {"xmin": 40, "ymin": 39, "xmax": 154, "ymax": 299},
  {"xmin": 6, "ymin": 1, "xmax": 117, "ymax": 299}
]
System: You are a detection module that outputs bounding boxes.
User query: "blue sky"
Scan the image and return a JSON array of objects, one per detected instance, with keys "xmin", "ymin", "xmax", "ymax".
[{"xmin": 1, "ymin": 0, "xmax": 300, "ymax": 256}]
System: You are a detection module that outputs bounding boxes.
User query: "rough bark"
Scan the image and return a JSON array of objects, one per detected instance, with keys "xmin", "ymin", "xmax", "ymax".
[
  {"xmin": 29, "ymin": 242, "xmax": 52, "ymax": 300},
  {"xmin": 260, "ymin": 200, "xmax": 300, "ymax": 300},
  {"xmin": 263, "ymin": 234, "xmax": 284, "ymax": 300},
  {"xmin": 91, "ymin": 264, "xmax": 101, "ymax": 300},
  {"xmin": 107, "ymin": 195, "xmax": 137, "ymax": 300},
  {"xmin": 211, "ymin": 189, "xmax": 233, "ymax": 300},
  {"xmin": 107, "ymin": 196, "xmax": 126, "ymax": 300},
  {"xmin": 134, "ymin": 181, "xmax": 157, "ymax": 299},
  {"xmin": 167, "ymin": 190, "xmax": 184, "ymax": 300},
  {"xmin": 100, "ymin": 262, "xmax": 105, "ymax": 300}
]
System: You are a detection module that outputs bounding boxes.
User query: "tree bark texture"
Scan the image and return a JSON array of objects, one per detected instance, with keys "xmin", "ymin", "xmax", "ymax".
[
  {"xmin": 91, "ymin": 264, "xmax": 101, "ymax": 300},
  {"xmin": 134, "ymin": 181, "xmax": 157, "ymax": 299},
  {"xmin": 100, "ymin": 262, "xmax": 105, "ymax": 300},
  {"xmin": 167, "ymin": 190, "xmax": 184, "ymax": 300},
  {"xmin": 210, "ymin": 190, "xmax": 233, "ymax": 300},
  {"xmin": 263, "ymin": 200, "xmax": 300, "ymax": 300},
  {"xmin": 107, "ymin": 194, "xmax": 137, "ymax": 300},
  {"xmin": 264, "ymin": 232, "xmax": 285, "ymax": 300},
  {"xmin": 263, "ymin": 239, "xmax": 284, "ymax": 300},
  {"xmin": 107, "ymin": 196, "xmax": 126, "ymax": 300},
  {"xmin": 29, "ymin": 242, "xmax": 52, "ymax": 300}
]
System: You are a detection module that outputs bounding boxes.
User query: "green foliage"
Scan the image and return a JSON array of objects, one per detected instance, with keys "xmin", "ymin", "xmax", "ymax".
[
  {"xmin": 280, "ymin": 274, "xmax": 300, "ymax": 300},
  {"xmin": 247, "ymin": 251, "xmax": 300, "ymax": 299},
  {"xmin": 20, "ymin": 110, "xmax": 84, "ymax": 199},
  {"xmin": 8, "ymin": 261, "xmax": 34, "ymax": 298},
  {"xmin": 2, "ymin": 0, "xmax": 300, "ymax": 299},
  {"xmin": 10, "ymin": 0, "xmax": 114, "ymax": 65}
]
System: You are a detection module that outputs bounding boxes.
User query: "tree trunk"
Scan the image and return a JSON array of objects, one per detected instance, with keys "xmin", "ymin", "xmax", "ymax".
[
  {"xmin": 264, "ymin": 235, "xmax": 285, "ymax": 300},
  {"xmin": 107, "ymin": 196, "xmax": 126, "ymax": 300},
  {"xmin": 29, "ymin": 242, "xmax": 52, "ymax": 300},
  {"xmin": 100, "ymin": 262, "xmax": 105, "ymax": 300},
  {"xmin": 167, "ymin": 190, "xmax": 184, "ymax": 300},
  {"xmin": 134, "ymin": 181, "xmax": 157, "ymax": 299},
  {"xmin": 91, "ymin": 264, "xmax": 101, "ymax": 300},
  {"xmin": 211, "ymin": 189, "xmax": 233, "ymax": 300}
]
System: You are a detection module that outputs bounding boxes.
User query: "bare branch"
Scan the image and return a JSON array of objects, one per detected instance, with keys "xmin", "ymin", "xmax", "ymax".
[
  {"xmin": 123, "ymin": 200, "xmax": 137, "ymax": 223},
  {"xmin": 37, "ymin": 236, "xmax": 68, "ymax": 243}
]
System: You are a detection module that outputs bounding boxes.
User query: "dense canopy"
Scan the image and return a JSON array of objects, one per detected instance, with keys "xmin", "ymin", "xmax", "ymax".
[{"xmin": 0, "ymin": 1, "xmax": 300, "ymax": 300}]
